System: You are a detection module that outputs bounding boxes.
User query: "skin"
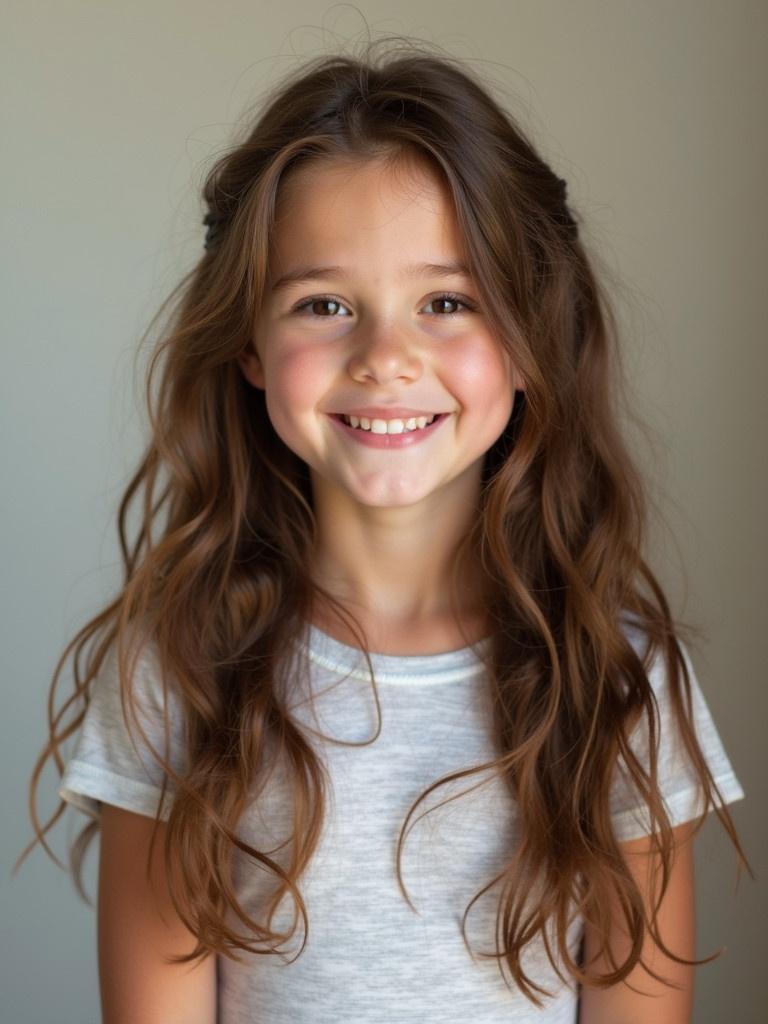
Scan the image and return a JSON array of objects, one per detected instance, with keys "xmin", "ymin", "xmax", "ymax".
[
  {"xmin": 238, "ymin": 152, "xmax": 523, "ymax": 652},
  {"xmin": 579, "ymin": 821, "xmax": 696, "ymax": 1022}
]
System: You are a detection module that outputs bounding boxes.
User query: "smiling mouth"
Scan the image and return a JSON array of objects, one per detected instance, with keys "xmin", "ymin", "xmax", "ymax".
[{"xmin": 332, "ymin": 413, "xmax": 445, "ymax": 434}]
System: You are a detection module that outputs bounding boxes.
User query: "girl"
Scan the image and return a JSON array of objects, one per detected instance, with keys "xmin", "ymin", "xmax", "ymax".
[{"xmin": 18, "ymin": 37, "xmax": 750, "ymax": 1024}]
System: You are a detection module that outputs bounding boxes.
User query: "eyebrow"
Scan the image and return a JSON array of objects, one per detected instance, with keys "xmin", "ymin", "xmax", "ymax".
[{"xmin": 270, "ymin": 260, "xmax": 472, "ymax": 292}]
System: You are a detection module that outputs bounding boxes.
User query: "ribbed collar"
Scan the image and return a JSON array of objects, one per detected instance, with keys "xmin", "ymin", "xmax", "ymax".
[{"xmin": 292, "ymin": 620, "xmax": 493, "ymax": 686}]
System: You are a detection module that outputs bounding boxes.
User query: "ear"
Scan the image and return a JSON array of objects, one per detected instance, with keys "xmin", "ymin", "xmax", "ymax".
[{"xmin": 237, "ymin": 344, "xmax": 265, "ymax": 390}]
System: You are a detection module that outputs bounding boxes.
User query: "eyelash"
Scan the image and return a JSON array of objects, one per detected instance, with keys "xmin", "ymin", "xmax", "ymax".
[{"xmin": 291, "ymin": 291, "xmax": 477, "ymax": 318}]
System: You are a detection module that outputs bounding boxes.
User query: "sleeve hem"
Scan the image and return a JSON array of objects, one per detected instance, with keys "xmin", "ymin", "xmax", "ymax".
[
  {"xmin": 611, "ymin": 771, "xmax": 746, "ymax": 843},
  {"xmin": 58, "ymin": 760, "xmax": 175, "ymax": 823}
]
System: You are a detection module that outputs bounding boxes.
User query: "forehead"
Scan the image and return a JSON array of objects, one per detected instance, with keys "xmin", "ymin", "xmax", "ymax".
[{"xmin": 269, "ymin": 153, "xmax": 466, "ymax": 265}]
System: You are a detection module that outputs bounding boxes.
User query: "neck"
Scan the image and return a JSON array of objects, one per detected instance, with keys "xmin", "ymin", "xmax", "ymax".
[{"xmin": 307, "ymin": 465, "xmax": 490, "ymax": 650}]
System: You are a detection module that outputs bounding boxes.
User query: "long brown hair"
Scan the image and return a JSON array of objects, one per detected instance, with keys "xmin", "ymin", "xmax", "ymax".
[{"xmin": 16, "ymin": 36, "xmax": 751, "ymax": 1006}]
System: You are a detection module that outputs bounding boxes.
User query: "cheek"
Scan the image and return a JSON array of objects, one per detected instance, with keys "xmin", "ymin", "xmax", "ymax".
[
  {"xmin": 262, "ymin": 345, "xmax": 324, "ymax": 446},
  {"xmin": 447, "ymin": 339, "xmax": 516, "ymax": 413}
]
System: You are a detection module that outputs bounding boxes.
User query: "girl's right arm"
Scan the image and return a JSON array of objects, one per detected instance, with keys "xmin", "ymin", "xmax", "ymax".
[{"xmin": 98, "ymin": 803, "xmax": 217, "ymax": 1024}]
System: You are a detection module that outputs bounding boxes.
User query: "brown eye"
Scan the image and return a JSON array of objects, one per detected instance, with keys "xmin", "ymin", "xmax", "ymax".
[
  {"xmin": 293, "ymin": 296, "xmax": 350, "ymax": 317},
  {"xmin": 424, "ymin": 293, "xmax": 476, "ymax": 315}
]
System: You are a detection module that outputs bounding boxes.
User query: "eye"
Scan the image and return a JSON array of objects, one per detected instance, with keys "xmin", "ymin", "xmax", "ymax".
[
  {"xmin": 291, "ymin": 296, "xmax": 352, "ymax": 317},
  {"xmin": 423, "ymin": 292, "xmax": 477, "ymax": 315}
]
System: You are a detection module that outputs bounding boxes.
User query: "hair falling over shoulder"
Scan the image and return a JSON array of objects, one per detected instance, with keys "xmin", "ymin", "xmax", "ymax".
[{"xmin": 17, "ymin": 35, "xmax": 752, "ymax": 1007}]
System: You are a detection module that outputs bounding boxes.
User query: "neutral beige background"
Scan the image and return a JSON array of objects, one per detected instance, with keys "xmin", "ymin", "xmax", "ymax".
[{"xmin": 2, "ymin": 2, "xmax": 764, "ymax": 1021}]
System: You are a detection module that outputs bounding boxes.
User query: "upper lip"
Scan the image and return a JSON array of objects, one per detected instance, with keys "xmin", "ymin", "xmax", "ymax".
[{"xmin": 331, "ymin": 408, "xmax": 446, "ymax": 419}]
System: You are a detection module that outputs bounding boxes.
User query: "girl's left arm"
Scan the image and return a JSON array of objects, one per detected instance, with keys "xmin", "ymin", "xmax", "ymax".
[{"xmin": 578, "ymin": 820, "xmax": 696, "ymax": 1024}]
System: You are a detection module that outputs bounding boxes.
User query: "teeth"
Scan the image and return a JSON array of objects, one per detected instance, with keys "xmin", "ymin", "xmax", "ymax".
[{"xmin": 342, "ymin": 414, "xmax": 438, "ymax": 433}]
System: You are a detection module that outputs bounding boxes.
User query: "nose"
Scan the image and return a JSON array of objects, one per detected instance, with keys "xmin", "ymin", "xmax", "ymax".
[{"xmin": 346, "ymin": 320, "xmax": 423, "ymax": 384}]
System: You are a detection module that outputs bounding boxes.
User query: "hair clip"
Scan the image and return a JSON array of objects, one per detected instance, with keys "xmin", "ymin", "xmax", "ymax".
[
  {"xmin": 203, "ymin": 211, "xmax": 226, "ymax": 250},
  {"xmin": 552, "ymin": 176, "xmax": 578, "ymax": 240}
]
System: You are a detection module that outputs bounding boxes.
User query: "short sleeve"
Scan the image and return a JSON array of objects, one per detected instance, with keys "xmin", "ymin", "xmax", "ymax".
[
  {"xmin": 58, "ymin": 640, "xmax": 186, "ymax": 823},
  {"xmin": 610, "ymin": 636, "xmax": 746, "ymax": 842}
]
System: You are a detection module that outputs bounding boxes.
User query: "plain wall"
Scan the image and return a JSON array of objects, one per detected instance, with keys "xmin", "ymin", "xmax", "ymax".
[{"xmin": 2, "ymin": 2, "xmax": 765, "ymax": 1021}]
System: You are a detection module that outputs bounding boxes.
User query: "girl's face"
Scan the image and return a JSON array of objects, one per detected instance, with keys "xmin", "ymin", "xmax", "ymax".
[{"xmin": 239, "ymin": 154, "xmax": 522, "ymax": 510}]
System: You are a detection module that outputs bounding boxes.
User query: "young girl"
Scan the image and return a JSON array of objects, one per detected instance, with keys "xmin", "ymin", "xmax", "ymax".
[{"xmin": 19, "ymin": 37, "xmax": 750, "ymax": 1023}]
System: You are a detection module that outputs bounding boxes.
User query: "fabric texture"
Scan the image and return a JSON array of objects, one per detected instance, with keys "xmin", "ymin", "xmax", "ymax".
[{"xmin": 59, "ymin": 620, "xmax": 745, "ymax": 1023}]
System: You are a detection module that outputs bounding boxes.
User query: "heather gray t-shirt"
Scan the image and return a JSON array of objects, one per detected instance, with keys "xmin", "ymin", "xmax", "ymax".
[{"xmin": 59, "ymin": 621, "xmax": 745, "ymax": 1023}]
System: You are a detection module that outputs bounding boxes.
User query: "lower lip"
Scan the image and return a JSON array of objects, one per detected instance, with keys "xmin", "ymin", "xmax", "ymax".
[{"xmin": 328, "ymin": 413, "xmax": 449, "ymax": 448}]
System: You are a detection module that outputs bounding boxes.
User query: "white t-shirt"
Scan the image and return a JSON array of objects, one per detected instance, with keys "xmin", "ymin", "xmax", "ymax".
[{"xmin": 59, "ymin": 620, "xmax": 745, "ymax": 1023}]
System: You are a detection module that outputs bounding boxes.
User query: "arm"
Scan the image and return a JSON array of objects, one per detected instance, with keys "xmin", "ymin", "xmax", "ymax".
[
  {"xmin": 578, "ymin": 820, "xmax": 696, "ymax": 1024},
  {"xmin": 98, "ymin": 803, "xmax": 217, "ymax": 1024}
]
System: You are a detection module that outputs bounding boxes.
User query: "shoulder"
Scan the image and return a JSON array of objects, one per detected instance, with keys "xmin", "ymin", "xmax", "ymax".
[
  {"xmin": 610, "ymin": 612, "xmax": 745, "ymax": 842},
  {"xmin": 616, "ymin": 611, "xmax": 696, "ymax": 711},
  {"xmin": 96, "ymin": 632, "xmax": 182, "ymax": 714}
]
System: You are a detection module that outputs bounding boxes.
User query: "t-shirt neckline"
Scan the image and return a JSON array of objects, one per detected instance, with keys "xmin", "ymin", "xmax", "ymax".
[{"xmin": 293, "ymin": 620, "xmax": 493, "ymax": 685}]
